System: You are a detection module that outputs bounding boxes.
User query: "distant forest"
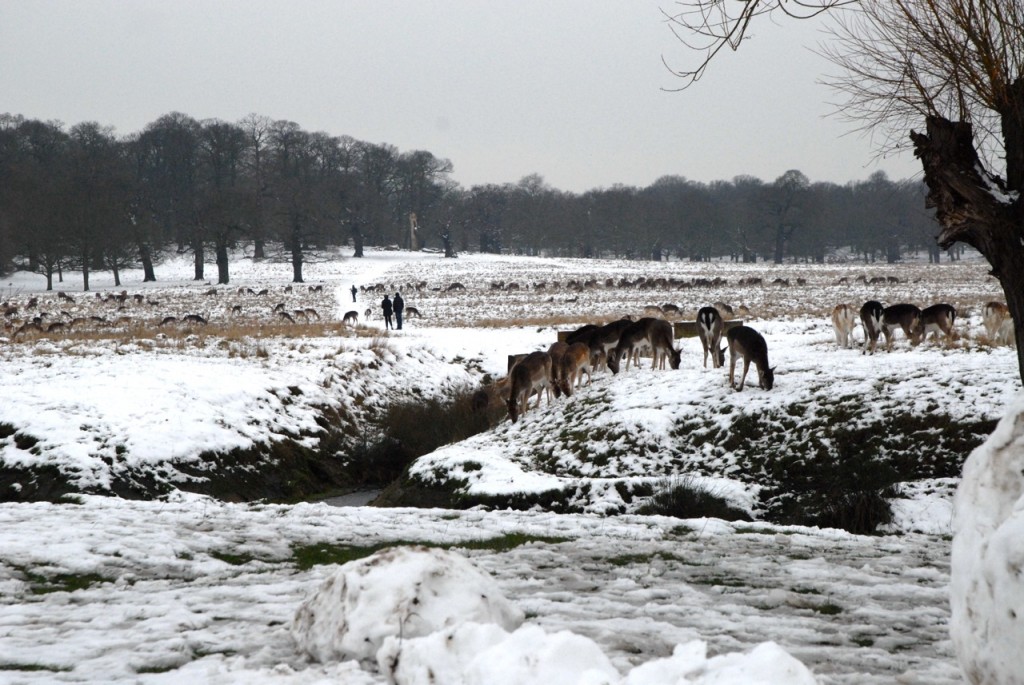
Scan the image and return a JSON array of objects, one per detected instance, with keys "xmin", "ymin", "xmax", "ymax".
[{"xmin": 0, "ymin": 111, "xmax": 951, "ymax": 288}]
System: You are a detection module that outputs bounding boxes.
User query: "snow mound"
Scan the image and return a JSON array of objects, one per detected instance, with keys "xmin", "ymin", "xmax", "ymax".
[
  {"xmin": 379, "ymin": 622, "xmax": 817, "ymax": 685},
  {"xmin": 291, "ymin": 545, "xmax": 524, "ymax": 663},
  {"xmin": 379, "ymin": 622, "xmax": 619, "ymax": 685},
  {"xmin": 951, "ymin": 393, "xmax": 1024, "ymax": 684}
]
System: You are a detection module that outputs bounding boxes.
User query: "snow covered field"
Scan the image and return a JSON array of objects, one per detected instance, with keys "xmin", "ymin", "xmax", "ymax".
[{"xmin": 0, "ymin": 248, "xmax": 1020, "ymax": 683}]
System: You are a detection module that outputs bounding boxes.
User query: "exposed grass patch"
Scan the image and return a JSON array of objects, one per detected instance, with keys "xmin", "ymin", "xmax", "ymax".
[
  {"xmin": 209, "ymin": 550, "xmax": 260, "ymax": 566},
  {"xmin": 0, "ymin": 663, "xmax": 72, "ymax": 672},
  {"xmin": 291, "ymin": 533, "xmax": 571, "ymax": 571},
  {"xmin": 25, "ymin": 571, "xmax": 112, "ymax": 595}
]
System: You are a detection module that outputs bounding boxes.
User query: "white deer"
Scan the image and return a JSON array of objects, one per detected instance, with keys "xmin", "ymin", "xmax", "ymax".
[
  {"xmin": 697, "ymin": 306, "xmax": 726, "ymax": 368},
  {"xmin": 831, "ymin": 303, "xmax": 857, "ymax": 349}
]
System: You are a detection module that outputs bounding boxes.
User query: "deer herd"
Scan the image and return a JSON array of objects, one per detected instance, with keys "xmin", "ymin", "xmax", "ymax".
[
  {"xmin": 500, "ymin": 306, "xmax": 777, "ymax": 423},
  {"xmin": 502, "ymin": 296, "xmax": 1015, "ymax": 424},
  {"xmin": 830, "ymin": 300, "xmax": 1014, "ymax": 353}
]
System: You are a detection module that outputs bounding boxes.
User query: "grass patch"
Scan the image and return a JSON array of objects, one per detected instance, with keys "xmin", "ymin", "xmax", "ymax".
[
  {"xmin": 209, "ymin": 550, "xmax": 260, "ymax": 566},
  {"xmin": 0, "ymin": 663, "xmax": 72, "ymax": 672},
  {"xmin": 26, "ymin": 571, "xmax": 111, "ymax": 595},
  {"xmin": 291, "ymin": 533, "xmax": 571, "ymax": 571}
]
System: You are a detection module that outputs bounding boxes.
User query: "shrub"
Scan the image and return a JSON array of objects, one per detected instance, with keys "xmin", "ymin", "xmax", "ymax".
[
  {"xmin": 636, "ymin": 476, "xmax": 751, "ymax": 521},
  {"xmin": 345, "ymin": 385, "xmax": 499, "ymax": 487}
]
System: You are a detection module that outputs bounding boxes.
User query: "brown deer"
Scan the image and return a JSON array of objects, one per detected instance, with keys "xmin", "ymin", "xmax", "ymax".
[
  {"xmin": 547, "ymin": 341, "xmax": 569, "ymax": 398},
  {"xmin": 506, "ymin": 351, "xmax": 553, "ymax": 423},
  {"xmin": 697, "ymin": 306, "xmax": 726, "ymax": 368},
  {"xmin": 982, "ymin": 301, "xmax": 1012, "ymax": 343},
  {"xmin": 404, "ymin": 306, "xmax": 422, "ymax": 318},
  {"xmin": 343, "ymin": 310, "xmax": 358, "ymax": 325},
  {"xmin": 607, "ymin": 318, "xmax": 680, "ymax": 374},
  {"xmin": 831, "ymin": 303, "xmax": 857, "ymax": 349},
  {"xmin": 726, "ymin": 325, "xmax": 775, "ymax": 391},
  {"xmin": 880, "ymin": 303, "xmax": 922, "ymax": 351},
  {"xmin": 558, "ymin": 342, "xmax": 593, "ymax": 397},
  {"xmin": 915, "ymin": 303, "xmax": 957, "ymax": 344},
  {"xmin": 860, "ymin": 300, "xmax": 885, "ymax": 355}
]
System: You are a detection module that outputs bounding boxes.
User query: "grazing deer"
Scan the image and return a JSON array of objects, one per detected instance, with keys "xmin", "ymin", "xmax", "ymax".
[
  {"xmin": 506, "ymin": 351, "xmax": 553, "ymax": 423},
  {"xmin": 726, "ymin": 325, "xmax": 775, "ymax": 391},
  {"xmin": 343, "ymin": 310, "xmax": 358, "ymax": 325},
  {"xmin": 158, "ymin": 316, "xmax": 177, "ymax": 327},
  {"xmin": 982, "ymin": 301, "xmax": 1011, "ymax": 342},
  {"xmin": 588, "ymin": 318, "xmax": 635, "ymax": 371},
  {"xmin": 547, "ymin": 341, "xmax": 569, "ymax": 398},
  {"xmin": 697, "ymin": 306, "xmax": 726, "ymax": 368},
  {"xmin": 915, "ymin": 303, "xmax": 957, "ymax": 344},
  {"xmin": 713, "ymin": 302, "xmax": 734, "ymax": 320},
  {"xmin": 607, "ymin": 318, "xmax": 680, "ymax": 374},
  {"xmin": 404, "ymin": 306, "xmax": 422, "ymax": 318},
  {"xmin": 642, "ymin": 305, "xmax": 664, "ymax": 318},
  {"xmin": 182, "ymin": 314, "xmax": 207, "ymax": 325},
  {"xmin": 880, "ymin": 303, "xmax": 922, "ymax": 351},
  {"xmin": 558, "ymin": 342, "xmax": 593, "ymax": 397},
  {"xmin": 860, "ymin": 300, "xmax": 885, "ymax": 355},
  {"xmin": 831, "ymin": 303, "xmax": 857, "ymax": 349},
  {"xmin": 278, "ymin": 311, "xmax": 296, "ymax": 324},
  {"xmin": 565, "ymin": 323, "xmax": 599, "ymax": 346}
]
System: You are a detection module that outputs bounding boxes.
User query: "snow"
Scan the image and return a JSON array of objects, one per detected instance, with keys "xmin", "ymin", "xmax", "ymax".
[
  {"xmin": 0, "ymin": 247, "xmax": 1021, "ymax": 683},
  {"xmin": 950, "ymin": 394, "xmax": 1024, "ymax": 684},
  {"xmin": 292, "ymin": 545, "xmax": 524, "ymax": 664}
]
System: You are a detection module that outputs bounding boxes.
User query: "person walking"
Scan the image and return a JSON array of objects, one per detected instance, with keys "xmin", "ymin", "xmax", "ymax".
[
  {"xmin": 393, "ymin": 292, "xmax": 405, "ymax": 330},
  {"xmin": 350, "ymin": 285, "xmax": 358, "ymax": 302},
  {"xmin": 381, "ymin": 294, "xmax": 393, "ymax": 330}
]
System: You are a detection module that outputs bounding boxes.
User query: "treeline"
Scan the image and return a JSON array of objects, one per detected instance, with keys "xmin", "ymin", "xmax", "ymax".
[{"xmin": 0, "ymin": 111, "xmax": 941, "ymax": 289}]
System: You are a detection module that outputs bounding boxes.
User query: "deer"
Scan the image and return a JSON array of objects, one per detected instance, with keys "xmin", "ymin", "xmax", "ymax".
[
  {"xmin": 506, "ymin": 351, "xmax": 553, "ymax": 423},
  {"xmin": 726, "ymin": 325, "xmax": 775, "ymax": 391},
  {"xmin": 404, "ymin": 306, "xmax": 422, "ymax": 318},
  {"xmin": 880, "ymin": 303, "xmax": 922, "ymax": 351},
  {"xmin": 558, "ymin": 342, "xmax": 593, "ymax": 397},
  {"xmin": 914, "ymin": 303, "xmax": 957, "ymax": 344},
  {"xmin": 547, "ymin": 341, "xmax": 569, "ymax": 398},
  {"xmin": 587, "ymin": 318, "xmax": 635, "ymax": 372},
  {"xmin": 982, "ymin": 301, "xmax": 1011, "ymax": 343},
  {"xmin": 697, "ymin": 306, "xmax": 726, "ymax": 368},
  {"xmin": 860, "ymin": 300, "xmax": 885, "ymax": 355},
  {"xmin": 607, "ymin": 318, "xmax": 680, "ymax": 374},
  {"xmin": 343, "ymin": 310, "xmax": 359, "ymax": 325},
  {"xmin": 831, "ymin": 303, "xmax": 857, "ymax": 349}
]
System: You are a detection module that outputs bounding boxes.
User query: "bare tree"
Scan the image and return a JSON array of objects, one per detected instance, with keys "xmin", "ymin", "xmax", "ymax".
[
  {"xmin": 666, "ymin": 0, "xmax": 1024, "ymax": 382},
  {"xmin": 662, "ymin": 0, "xmax": 852, "ymax": 87}
]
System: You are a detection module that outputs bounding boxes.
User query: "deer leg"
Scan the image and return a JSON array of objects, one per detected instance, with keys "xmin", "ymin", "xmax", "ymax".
[{"xmin": 737, "ymin": 358, "xmax": 751, "ymax": 391}]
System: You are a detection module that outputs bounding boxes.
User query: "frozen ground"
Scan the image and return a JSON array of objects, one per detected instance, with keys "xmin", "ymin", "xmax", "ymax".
[{"xmin": 0, "ymin": 247, "xmax": 1019, "ymax": 683}]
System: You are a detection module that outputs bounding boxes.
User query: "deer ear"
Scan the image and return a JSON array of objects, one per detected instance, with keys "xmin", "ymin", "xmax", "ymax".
[{"xmin": 770, "ymin": 366, "xmax": 777, "ymax": 373}]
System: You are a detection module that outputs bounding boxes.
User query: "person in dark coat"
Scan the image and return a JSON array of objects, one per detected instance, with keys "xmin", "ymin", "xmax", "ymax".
[
  {"xmin": 393, "ymin": 292, "xmax": 404, "ymax": 330},
  {"xmin": 381, "ymin": 294, "xmax": 393, "ymax": 330},
  {"xmin": 350, "ymin": 285, "xmax": 357, "ymax": 302}
]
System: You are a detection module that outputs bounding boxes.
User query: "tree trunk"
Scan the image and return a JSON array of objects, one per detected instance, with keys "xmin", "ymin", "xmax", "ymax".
[
  {"xmin": 440, "ymin": 230, "xmax": 456, "ymax": 258},
  {"xmin": 216, "ymin": 241, "xmax": 229, "ymax": 285},
  {"xmin": 254, "ymin": 239, "xmax": 265, "ymax": 260},
  {"xmin": 139, "ymin": 243, "xmax": 156, "ymax": 282},
  {"xmin": 911, "ymin": 115, "xmax": 1024, "ymax": 381},
  {"xmin": 193, "ymin": 241, "xmax": 204, "ymax": 281},
  {"xmin": 351, "ymin": 225, "xmax": 364, "ymax": 258},
  {"xmin": 112, "ymin": 264, "xmax": 121, "ymax": 287},
  {"xmin": 291, "ymin": 244, "xmax": 303, "ymax": 283}
]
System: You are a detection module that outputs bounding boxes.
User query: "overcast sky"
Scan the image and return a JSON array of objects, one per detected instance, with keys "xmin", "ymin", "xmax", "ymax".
[{"xmin": 0, "ymin": 1, "xmax": 923, "ymax": 193}]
